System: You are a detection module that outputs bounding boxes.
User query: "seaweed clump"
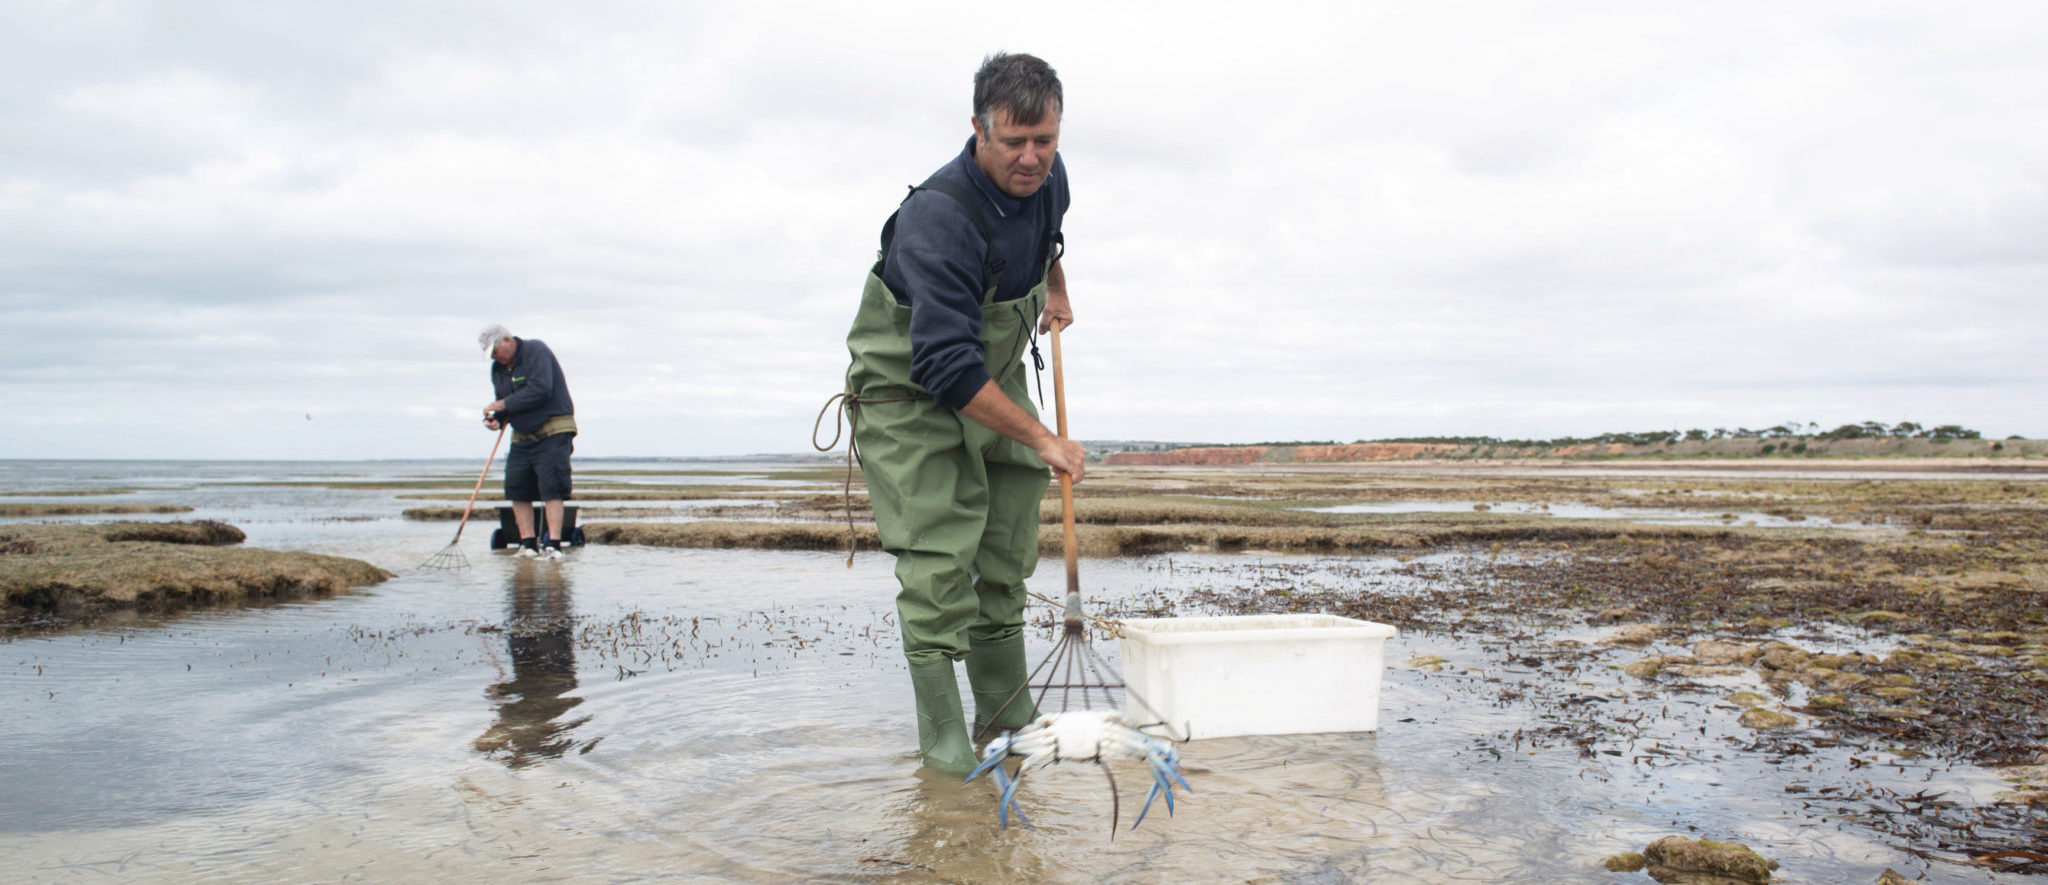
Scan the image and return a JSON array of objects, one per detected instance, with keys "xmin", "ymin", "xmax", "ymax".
[
  {"xmin": 0, "ymin": 521, "xmax": 389, "ymax": 621},
  {"xmin": 99, "ymin": 519, "xmax": 245, "ymax": 545},
  {"xmin": 0, "ymin": 502, "xmax": 193, "ymax": 517}
]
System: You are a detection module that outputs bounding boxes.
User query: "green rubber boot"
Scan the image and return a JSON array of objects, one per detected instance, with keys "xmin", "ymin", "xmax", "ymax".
[
  {"xmin": 909, "ymin": 659, "xmax": 977, "ymax": 775},
  {"xmin": 966, "ymin": 633, "xmax": 1039, "ymax": 732}
]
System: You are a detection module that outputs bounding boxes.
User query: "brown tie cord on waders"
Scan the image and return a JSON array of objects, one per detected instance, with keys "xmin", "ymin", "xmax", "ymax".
[
  {"xmin": 812, "ymin": 309, "xmax": 1044, "ymax": 570},
  {"xmin": 812, "ymin": 375, "xmax": 922, "ymax": 567},
  {"xmin": 420, "ymin": 425, "xmax": 506, "ymax": 571}
]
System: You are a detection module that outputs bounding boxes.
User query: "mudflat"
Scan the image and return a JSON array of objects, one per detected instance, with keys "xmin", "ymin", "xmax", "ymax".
[{"xmin": 589, "ymin": 457, "xmax": 2048, "ymax": 867}]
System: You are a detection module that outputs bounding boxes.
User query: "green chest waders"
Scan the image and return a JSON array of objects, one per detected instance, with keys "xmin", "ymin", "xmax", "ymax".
[{"xmin": 841, "ymin": 183, "xmax": 1056, "ymax": 772}]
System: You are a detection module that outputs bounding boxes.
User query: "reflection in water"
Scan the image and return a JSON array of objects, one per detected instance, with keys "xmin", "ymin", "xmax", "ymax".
[
  {"xmin": 475, "ymin": 560, "xmax": 596, "ymax": 767},
  {"xmin": 863, "ymin": 768, "xmax": 1053, "ymax": 883},
  {"xmin": 847, "ymin": 737, "xmax": 1401, "ymax": 882}
]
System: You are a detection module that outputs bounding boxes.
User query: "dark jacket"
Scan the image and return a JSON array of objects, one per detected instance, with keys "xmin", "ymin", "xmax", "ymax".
[
  {"xmin": 879, "ymin": 137, "xmax": 1069, "ymax": 410},
  {"xmin": 489, "ymin": 338, "xmax": 575, "ymax": 434}
]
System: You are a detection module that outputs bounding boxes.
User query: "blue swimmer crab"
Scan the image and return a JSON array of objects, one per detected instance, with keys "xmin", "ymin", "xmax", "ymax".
[{"xmin": 965, "ymin": 710, "xmax": 1192, "ymax": 833}]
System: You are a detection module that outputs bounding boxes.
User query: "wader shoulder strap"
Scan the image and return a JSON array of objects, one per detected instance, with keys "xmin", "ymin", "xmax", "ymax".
[
  {"xmin": 872, "ymin": 173, "xmax": 1002, "ymax": 288},
  {"xmin": 913, "ymin": 173, "xmax": 1062, "ymax": 288}
]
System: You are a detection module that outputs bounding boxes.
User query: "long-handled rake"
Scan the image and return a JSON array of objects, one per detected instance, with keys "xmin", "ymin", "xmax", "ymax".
[
  {"xmin": 966, "ymin": 321, "xmax": 1188, "ymax": 837},
  {"xmin": 981, "ymin": 321, "xmax": 1172, "ymax": 735},
  {"xmin": 421, "ymin": 426, "xmax": 506, "ymax": 571}
]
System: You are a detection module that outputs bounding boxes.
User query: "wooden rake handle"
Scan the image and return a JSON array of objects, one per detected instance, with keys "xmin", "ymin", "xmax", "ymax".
[
  {"xmin": 1049, "ymin": 321, "xmax": 1083, "ymax": 626},
  {"xmin": 453, "ymin": 425, "xmax": 507, "ymax": 541}
]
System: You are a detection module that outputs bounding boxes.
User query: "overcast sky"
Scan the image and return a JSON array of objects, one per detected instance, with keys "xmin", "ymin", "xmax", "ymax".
[{"xmin": 4, "ymin": 2, "xmax": 2045, "ymax": 460}]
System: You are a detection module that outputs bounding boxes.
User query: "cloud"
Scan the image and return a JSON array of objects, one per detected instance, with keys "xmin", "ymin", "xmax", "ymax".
[{"xmin": 3, "ymin": 1, "xmax": 2046, "ymax": 459}]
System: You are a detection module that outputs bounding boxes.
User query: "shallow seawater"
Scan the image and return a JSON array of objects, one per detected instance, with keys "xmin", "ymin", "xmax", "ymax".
[
  {"xmin": 0, "ymin": 461, "xmax": 2025, "ymax": 883},
  {"xmin": 1301, "ymin": 499, "xmax": 1882, "ymax": 529}
]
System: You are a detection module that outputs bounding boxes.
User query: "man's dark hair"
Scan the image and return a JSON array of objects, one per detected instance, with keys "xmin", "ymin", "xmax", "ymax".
[{"xmin": 973, "ymin": 52, "xmax": 1062, "ymax": 131}]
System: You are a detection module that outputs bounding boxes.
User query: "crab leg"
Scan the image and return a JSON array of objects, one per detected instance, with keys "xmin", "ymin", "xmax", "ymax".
[{"xmin": 965, "ymin": 746, "xmax": 1010, "ymax": 785}]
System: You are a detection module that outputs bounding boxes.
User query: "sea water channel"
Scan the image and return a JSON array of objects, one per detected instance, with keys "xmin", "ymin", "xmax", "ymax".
[{"xmin": 0, "ymin": 460, "xmax": 2032, "ymax": 883}]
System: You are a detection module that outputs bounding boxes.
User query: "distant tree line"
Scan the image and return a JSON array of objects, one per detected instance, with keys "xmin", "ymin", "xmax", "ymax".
[{"xmin": 1369, "ymin": 421, "xmax": 1986, "ymax": 447}]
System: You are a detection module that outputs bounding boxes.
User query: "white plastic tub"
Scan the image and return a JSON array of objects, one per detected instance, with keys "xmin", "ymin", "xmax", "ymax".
[{"xmin": 1117, "ymin": 614, "xmax": 1398, "ymax": 740}]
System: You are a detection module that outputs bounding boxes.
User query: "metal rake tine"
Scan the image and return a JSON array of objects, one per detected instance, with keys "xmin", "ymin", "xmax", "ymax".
[
  {"xmin": 1073, "ymin": 638, "xmax": 1122, "ymax": 711},
  {"xmin": 1067, "ymin": 641, "xmax": 1091, "ymax": 711},
  {"xmin": 1081, "ymin": 639, "xmax": 1114, "ymax": 708},
  {"xmin": 1029, "ymin": 630, "xmax": 1077, "ymax": 713},
  {"xmin": 1064, "ymin": 627, "xmax": 1092, "ymax": 713},
  {"xmin": 1022, "ymin": 634, "xmax": 1059, "ymax": 712},
  {"xmin": 1118, "ymin": 674, "xmax": 1186, "ymax": 742},
  {"xmin": 419, "ymin": 545, "xmax": 471, "ymax": 571},
  {"xmin": 1059, "ymin": 632, "xmax": 1077, "ymax": 713},
  {"xmin": 1048, "ymin": 633, "xmax": 1075, "ymax": 714},
  {"xmin": 422, "ymin": 425, "xmax": 503, "ymax": 572}
]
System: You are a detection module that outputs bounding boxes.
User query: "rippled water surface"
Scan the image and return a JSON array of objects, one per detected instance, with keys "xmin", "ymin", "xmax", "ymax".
[{"xmin": 0, "ymin": 460, "xmax": 2025, "ymax": 883}]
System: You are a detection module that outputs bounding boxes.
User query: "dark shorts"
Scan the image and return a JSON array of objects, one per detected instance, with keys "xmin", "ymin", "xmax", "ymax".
[{"xmin": 504, "ymin": 432, "xmax": 574, "ymax": 502}]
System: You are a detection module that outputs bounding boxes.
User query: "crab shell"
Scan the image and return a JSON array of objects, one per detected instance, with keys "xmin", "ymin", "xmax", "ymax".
[
  {"xmin": 968, "ymin": 710, "xmax": 1191, "ymax": 832},
  {"xmin": 1001, "ymin": 711, "xmax": 1168, "ymax": 773}
]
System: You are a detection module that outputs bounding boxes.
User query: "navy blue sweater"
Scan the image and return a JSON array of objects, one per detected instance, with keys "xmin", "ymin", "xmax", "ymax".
[
  {"xmin": 489, "ymin": 338, "xmax": 575, "ymax": 434},
  {"xmin": 880, "ymin": 137, "xmax": 1068, "ymax": 410}
]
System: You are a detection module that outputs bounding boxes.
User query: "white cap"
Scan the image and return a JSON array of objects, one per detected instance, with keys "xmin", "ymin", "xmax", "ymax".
[{"xmin": 479, "ymin": 323, "xmax": 510, "ymax": 358}]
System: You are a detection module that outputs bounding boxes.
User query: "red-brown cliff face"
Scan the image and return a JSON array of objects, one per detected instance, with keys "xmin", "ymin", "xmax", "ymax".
[{"xmin": 1101, "ymin": 446, "xmax": 1270, "ymax": 466}]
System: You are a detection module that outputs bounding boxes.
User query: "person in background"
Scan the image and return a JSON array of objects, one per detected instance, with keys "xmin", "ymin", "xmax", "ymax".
[
  {"xmin": 480, "ymin": 323, "xmax": 577, "ymax": 561},
  {"xmin": 837, "ymin": 53, "xmax": 1086, "ymax": 773}
]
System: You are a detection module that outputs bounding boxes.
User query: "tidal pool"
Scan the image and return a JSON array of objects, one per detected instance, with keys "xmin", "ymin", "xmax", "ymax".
[{"xmin": 0, "ymin": 461, "xmax": 2028, "ymax": 882}]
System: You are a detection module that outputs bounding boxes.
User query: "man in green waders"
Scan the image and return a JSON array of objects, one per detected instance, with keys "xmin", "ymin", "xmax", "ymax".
[{"xmin": 841, "ymin": 52, "xmax": 1086, "ymax": 774}]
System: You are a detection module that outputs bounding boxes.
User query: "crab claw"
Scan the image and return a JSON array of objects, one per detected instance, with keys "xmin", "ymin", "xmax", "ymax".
[
  {"xmin": 966, "ymin": 734, "xmax": 1034, "ymax": 829},
  {"xmin": 964, "ymin": 736, "xmax": 1012, "ymax": 786},
  {"xmin": 1154, "ymin": 758, "xmax": 1192, "ymax": 796},
  {"xmin": 1146, "ymin": 740, "xmax": 1192, "ymax": 792},
  {"xmin": 1132, "ymin": 781, "xmax": 1165, "ymax": 829},
  {"xmin": 1130, "ymin": 767, "xmax": 1183, "ymax": 829},
  {"xmin": 1130, "ymin": 743, "xmax": 1193, "ymax": 830},
  {"xmin": 990, "ymin": 763, "xmax": 1034, "ymax": 828}
]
